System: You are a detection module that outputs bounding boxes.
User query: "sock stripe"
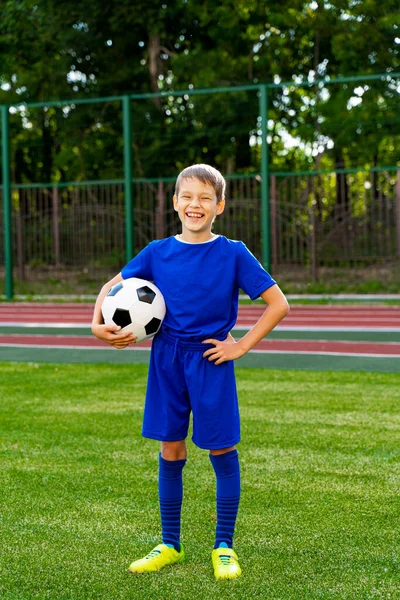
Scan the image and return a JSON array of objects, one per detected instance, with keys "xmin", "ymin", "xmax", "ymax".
[
  {"xmin": 209, "ymin": 450, "xmax": 241, "ymax": 549},
  {"xmin": 158, "ymin": 454, "xmax": 186, "ymax": 552}
]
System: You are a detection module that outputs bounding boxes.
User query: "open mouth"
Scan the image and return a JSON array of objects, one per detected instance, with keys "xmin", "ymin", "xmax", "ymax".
[{"xmin": 186, "ymin": 212, "xmax": 204, "ymax": 220}]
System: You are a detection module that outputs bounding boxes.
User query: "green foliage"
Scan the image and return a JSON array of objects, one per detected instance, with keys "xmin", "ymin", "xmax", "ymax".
[{"xmin": 0, "ymin": 0, "xmax": 399, "ymax": 184}]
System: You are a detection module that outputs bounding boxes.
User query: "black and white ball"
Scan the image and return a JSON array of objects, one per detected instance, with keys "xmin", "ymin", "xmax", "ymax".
[{"xmin": 101, "ymin": 277, "xmax": 166, "ymax": 342}]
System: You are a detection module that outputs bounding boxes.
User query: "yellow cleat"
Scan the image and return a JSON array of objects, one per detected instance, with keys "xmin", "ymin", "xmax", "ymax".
[
  {"xmin": 212, "ymin": 547, "xmax": 242, "ymax": 580},
  {"xmin": 128, "ymin": 544, "xmax": 185, "ymax": 574}
]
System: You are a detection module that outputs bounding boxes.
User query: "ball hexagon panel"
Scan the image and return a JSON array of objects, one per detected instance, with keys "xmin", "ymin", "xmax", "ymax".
[
  {"xmin": 101, "ymin": 297, "xmax": 117, "ymax": 324},
  {"xmin": 110, "ymin": 286, "xmax": 138, "ymax": 310},
  {"xmin": 150, "ymin": 292, "xmax": 166, "ymax": 316},
  {"xmin": 128, "ymin": 300, "xmax": 154, "ymax": 326},
  {"xmin": 125, "ymin": 322, "xmax": 147, "ymax": 341},
  {"xmin": 102, "ymin": 287, "xmax": 135, "ymax": 322}
]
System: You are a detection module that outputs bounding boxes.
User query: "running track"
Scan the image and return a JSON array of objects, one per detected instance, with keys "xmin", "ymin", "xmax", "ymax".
[{"xmin": 1, "ymin": 303, "xmax": 400, "ymax": 372}]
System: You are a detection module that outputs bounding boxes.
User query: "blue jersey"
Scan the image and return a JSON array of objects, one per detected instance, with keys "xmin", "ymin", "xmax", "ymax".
[{"xmin": 121, "ymin": 235, "xmax": 276, "ymax": 340}]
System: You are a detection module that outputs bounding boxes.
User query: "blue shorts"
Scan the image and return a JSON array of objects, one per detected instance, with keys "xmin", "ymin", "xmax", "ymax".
[{"xmin": 142, "ymin": 329, "xmax": 240, "ymax": 450}]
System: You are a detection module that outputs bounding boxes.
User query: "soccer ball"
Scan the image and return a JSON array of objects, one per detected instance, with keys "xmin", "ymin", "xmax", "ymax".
[{"xmin": 101, "ymin": 277, "xmax": 166, "ymax": 342}]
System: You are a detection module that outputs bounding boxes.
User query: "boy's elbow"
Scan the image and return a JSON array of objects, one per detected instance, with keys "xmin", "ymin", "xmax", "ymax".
[
  {"xmin": 272, "ymin": 292, "xmax": 289, "ymax": 318},
  {"xmin": 284, "ymin": 299, "xmax": 290, "ymax": 314},
  {"xmin": 281, "ymin": 299, "xmax": 290, "ymax": 317},
  {"xmin": 261, "ymin": 287, "xmax": 290, "ymax": 317}
]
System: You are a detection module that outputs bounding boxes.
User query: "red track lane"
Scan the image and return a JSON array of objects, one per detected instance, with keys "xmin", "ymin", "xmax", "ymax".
[
  {"xmin": 1, "ymin": 303, "xmax": 400, "ymax": 328},
  {"xmin": 1, "ymin": 334, "xmax": 400, "ymax": 356}
]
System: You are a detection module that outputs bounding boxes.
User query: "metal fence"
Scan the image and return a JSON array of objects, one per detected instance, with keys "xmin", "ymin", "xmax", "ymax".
[
  {"xmin": 1, "ymin": 167, "xmax": 398, "ymax": 294},
  {"xmin": 1, "ymin": 72, "xmax": 400, "ymax": 296},
  {"xmin": 270, "ymin": 168, "xmax": 400, "ymax": 280}
]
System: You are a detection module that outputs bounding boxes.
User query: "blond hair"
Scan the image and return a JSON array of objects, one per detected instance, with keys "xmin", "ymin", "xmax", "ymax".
[{"xmin": 175, "ymin": 164, "xmax": 226, "ymax": 203}]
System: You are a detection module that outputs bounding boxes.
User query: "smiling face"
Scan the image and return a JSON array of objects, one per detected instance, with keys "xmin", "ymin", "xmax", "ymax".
[{"xmin": 173, "ymin": 177, "xmax": 225, "ymax": 243}]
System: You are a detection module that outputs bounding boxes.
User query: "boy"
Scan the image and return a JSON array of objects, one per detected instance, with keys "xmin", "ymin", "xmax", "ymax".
[{"xmin": 92, "ymin": 164, "xmax": 289, "ymax": 579}]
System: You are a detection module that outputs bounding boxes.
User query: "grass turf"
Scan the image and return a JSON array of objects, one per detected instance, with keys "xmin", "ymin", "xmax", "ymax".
[{"xmin": 0, "ymin": 363, "xmax": 399, "ymax": 600}]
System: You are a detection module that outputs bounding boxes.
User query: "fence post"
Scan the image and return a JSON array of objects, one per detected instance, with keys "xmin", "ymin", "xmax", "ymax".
[
  {"xmin": 270, "ymin": 175, "xmax": 278, "ymax": 271},
  {"xmin": 1, "ymin": 105, "xmax": 13, "ymax": 300},
  {"xmin": 122, "ymin": 96, "xmax": 133, "ymax": 261},
  {"xmin": 52, "ymin": 186, "xmax": 60, "ymax": 267},
  {"xmin": 310, "ymin": 178, "xmax": 318, "ymax": 281},
  {"xmin": 16, "ymin": 191, "xmax": 25, "ymax": 281},
  {"xmin": 259, "ymin": 85, "xmax": 271, "ymax": 273},
  {"xmin": 156, "ymin": 181, "xmax": 166, "ymax": 240}
]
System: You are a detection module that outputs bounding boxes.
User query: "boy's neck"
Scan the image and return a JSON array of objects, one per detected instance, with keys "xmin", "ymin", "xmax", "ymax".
[{"xmin": 178, "ymin": 230, "xmax": 216, "ymax": 243}]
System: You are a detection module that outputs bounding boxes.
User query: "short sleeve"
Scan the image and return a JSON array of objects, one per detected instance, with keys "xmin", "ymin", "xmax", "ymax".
[
  {"xmin": 121, "ymin": 243, "xmax": 153, "ymax": 281},
  {"xmin": 236, "ymin": 242, "xmax": 276, "ymax": 300}
]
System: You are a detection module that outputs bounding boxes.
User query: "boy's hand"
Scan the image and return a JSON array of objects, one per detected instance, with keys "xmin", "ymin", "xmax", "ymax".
[
  {"xmin": 91, "ymin": 323, "xmax": 137, "ymax": 349},
  {"xmin": 202, "ymin": 333, "xmax": 245, "ymax": 365}
]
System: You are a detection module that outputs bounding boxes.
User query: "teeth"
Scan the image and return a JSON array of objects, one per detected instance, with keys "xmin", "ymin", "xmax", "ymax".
[{"xmin": 187, "ymin": 212, "xmax": 203, "ymax": 218}]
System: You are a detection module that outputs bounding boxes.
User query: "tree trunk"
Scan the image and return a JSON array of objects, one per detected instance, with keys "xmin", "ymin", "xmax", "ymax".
[
  {"xmin": 335, "ymin": 152, "xmax": 349, "ymax": 212},
  {"xmin": 148, "ymin": 34, "xmax": 163, "ymax": 111},
  {"xmin": 41, "ymin": 112, "xmax": 53, "ymax": 185}
]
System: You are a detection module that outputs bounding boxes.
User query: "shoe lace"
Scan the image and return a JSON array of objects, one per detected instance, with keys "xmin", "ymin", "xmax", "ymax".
[
  {"xmin": 145, "ymin": 549, "xmax": 161, "ymax": 560},
  {"xmin": 218, "ymin": 554, "xmax": 236, "ymax": 567}
]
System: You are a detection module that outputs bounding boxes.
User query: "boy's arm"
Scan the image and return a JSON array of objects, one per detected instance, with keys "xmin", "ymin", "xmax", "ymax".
[
  {"xmin": 202, "ymin": 284, "xmax": 289, "ymax": 365},
  {"xmin": 92, "ymin": 273, "xmax": 136, "ymax": 349}
]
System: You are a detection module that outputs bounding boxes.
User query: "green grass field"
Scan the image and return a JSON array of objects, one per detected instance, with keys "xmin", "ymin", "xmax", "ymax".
[{"xmin": 1, "ymin": 363, "xmax": 399, "ymax": 600}]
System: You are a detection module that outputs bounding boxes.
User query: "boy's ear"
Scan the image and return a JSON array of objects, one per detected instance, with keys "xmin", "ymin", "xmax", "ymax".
[
  {"xmin": 216, "ymin": 198, "xmax": 225, "ymax": 215},
  {"xmin": 173, "ymin": 194, "xmax": 178, "ymax": 211}
]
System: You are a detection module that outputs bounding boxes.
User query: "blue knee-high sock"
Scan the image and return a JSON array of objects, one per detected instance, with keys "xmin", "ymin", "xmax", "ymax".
[
  {"xmin": 209, "ymin": 449, "xmax": 241, "ymax": 549},
  {"xmin": 158, "ymin": 453, "xmax": 186, "ymax": 553}
]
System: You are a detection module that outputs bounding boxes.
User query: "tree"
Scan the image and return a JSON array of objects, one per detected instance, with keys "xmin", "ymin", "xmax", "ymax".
[{"xmin": 0, "ymin": 0, "xmax": 399, "ymax": 185}]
